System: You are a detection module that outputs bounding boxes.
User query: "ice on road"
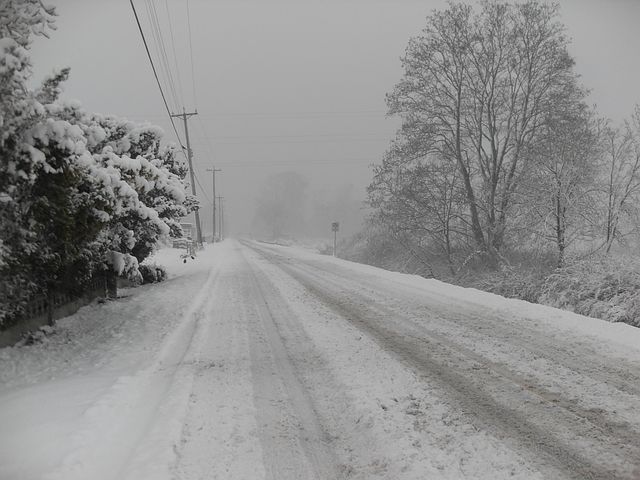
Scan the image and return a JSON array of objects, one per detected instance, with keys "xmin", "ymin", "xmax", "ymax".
[{"xmin": 1, "ymin": 239, "xmax": 640, "ymax": 479}]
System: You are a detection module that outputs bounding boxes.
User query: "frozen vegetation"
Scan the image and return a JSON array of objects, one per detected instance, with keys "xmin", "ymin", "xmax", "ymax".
[
  {"xmin": 0, "ymin": 1, "xmax": 195, "ymax": 329},
  {"xmin": 335, "ymin": 1, "xmax": 640, "ymax": 328},
  {"xmin": 340, "ymin": 230, "xmax": 640, "ymax": 328}
]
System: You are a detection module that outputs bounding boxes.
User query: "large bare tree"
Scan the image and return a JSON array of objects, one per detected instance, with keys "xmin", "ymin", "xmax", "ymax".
[{"xmin": 383, "ymin": 1, "xmax": 583, "ymax": 263}]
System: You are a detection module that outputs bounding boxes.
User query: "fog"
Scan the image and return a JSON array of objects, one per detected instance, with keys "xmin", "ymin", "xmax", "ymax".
[{"xmin": 30, "ymin": 0, "xmax": 640, "ymax": 240}]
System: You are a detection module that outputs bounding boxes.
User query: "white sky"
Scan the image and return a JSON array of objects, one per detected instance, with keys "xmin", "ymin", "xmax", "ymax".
[{"xmin": 30, "ymin": 0, "xmax": 640, "ymax": 236}]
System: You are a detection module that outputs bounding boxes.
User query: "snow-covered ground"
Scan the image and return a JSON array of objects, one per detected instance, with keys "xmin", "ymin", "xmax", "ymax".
[
  {"xmin": 0, "ymin": 246, "xmax": 219, "ymax": 480},
  {"xmin": 1, "ymin": 239, "xmax": 640, "ymax": 479}
]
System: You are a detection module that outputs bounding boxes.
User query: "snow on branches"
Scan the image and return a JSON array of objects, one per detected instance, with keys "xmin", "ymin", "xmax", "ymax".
[{"xmin": 0, "ymin": 1, "xmax": 193, "ymax": 326}]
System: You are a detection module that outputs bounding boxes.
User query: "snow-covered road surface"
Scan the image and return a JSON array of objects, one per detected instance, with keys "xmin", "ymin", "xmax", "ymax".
[{"xmin": 2, "ymin": 239, "xmax": 640, "ymax": 479}]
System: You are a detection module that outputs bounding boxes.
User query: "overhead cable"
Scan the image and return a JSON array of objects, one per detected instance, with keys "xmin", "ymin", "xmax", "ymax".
[
  {"xmin": 186, "ymin": 0, "xmax": 198, "ymax": 108},
  {"xmin": 144, "ymin": 0, "xmax": 182, "ymax": 109},
  {"xmin": 129, "ymin": 0, "xmax": 184, "ymax": 148},
  {"xmin": 194, "ymin": 174, "xmax": 213, "ymax": 205},
  {"xmin": 163, "ymin": 0, "xmax": 185, "ymax": 104}
]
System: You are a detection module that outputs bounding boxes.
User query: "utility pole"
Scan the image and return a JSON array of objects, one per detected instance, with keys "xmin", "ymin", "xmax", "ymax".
[
  {"xmin": 217, "ymin": 196, "xmax": 224, "ymax": 240},
  {"xmin": 170, "ymin": 108, "xmax": 202, "ymax": 245},
  {"xmin": 206, "ymin": 167, "xmax": 221, "ymax": 242}
]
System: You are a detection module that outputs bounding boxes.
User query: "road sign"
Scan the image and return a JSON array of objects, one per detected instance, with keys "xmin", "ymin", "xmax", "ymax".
[{"xmin": 332, "ymin": 222, "xmax": 339, "ymax": 257}]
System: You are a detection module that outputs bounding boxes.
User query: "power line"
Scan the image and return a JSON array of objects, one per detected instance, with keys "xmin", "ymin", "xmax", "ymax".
[
  {"xmin": 193, "ymin": 109, "xmax": 386, "ymax": 116},
  {"xmin": 195, "ymin": 116, "xmax": 217, "ymax": 159},
  {"xmin": 192, "ymin": 137, "xmax": 389, "ymax": 146},
  {"xmin": 198, "ymin": 132, "xmax": 387, "ymax": 140},
  {"xmin": 144, "ymin": 0, "xmax": 210, "ymax": 209},
  {"xmin": 185, "ymin": 117, "xmax": 216, "ymax": 206},
  {"xmin": 143, "ymin": 0, "xmax": 174, "ymax": 108},
  {"xmin": 186, "ymin": 0, "xmax": 198, "ymax": 108},
  {"xmin": 129, "ymin": 0, "xmax": 184, "ymax": 148},
  {"xmin": 131, "ymin": 0, "xmax": 212, "ymax": 214},
  {"xmin": 194, "ymin": 175, "xmax": 212, "ymax": 204},
  {"xmin": 198, "ymin": 110, "xmax": 387, "ymax": 119},
  {"xmin": 115, "ymin": 110, "xmax": 389, "ymax": 120},
  {"xmin": 145, "ymin": 0, "xmax": 182, "ymax": 109},
  {"xmin": 211, "ymin": 158, "xmax": 377, "ymax": 166},
  {"xmin": 129, "ymin": 0, "xmax": 218, "ymax": 234},
  {"xmin": 164, "ymin": 0, "xmax": 185, "ymax": 105}
]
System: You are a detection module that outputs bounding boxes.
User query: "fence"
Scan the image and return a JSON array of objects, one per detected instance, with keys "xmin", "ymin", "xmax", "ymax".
[{"xmin": 0, "ymin": 272, "xmax": 117, "ymax": 348}]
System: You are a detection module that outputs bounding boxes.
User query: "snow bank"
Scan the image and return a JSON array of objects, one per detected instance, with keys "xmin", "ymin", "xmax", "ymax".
[
  {"xmin": 0, "ymin": 244, "xmax": 222, "ymax": 480},
  {"xmin": 259, "ymin": 241, "xmax": 640, "ymax": 356}
]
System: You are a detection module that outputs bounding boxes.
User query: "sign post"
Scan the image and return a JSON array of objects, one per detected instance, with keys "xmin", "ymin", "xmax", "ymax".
[{"xmin": 331, "ymin": 222, "xmax": 339, "ymax": 257}]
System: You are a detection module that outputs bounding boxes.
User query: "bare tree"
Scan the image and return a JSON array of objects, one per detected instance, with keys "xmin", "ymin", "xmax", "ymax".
[
  {"xmin": 599, "ymin": 111, "xmax": 640, "ymax": 253},
  {"xmin": 520, "ymin": 94, "xmax": 599, "ymax": 267},
  {"xmin": 384, "ymin": 1, "xmax": 582, "ymax": 264},
  {"xmin": 369, "ymin": 144, "xmax": 466, "ymax": 274}
]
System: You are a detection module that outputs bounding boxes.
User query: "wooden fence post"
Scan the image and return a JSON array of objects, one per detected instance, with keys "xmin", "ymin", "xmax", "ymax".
[
  {"xmin": 105, "ymin": 271, "xmax": 117, "ymax": 298},
  {"xmin": 46, "ymin": 292, "xmax": 54, "ymax": 326}
]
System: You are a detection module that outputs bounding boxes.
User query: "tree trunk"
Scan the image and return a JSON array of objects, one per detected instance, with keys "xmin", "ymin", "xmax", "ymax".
[
  {"xmin": 554, "ymin": 193, "xmax": 566, "ymax": 268},
  {"xmin": 456, "ymin": 162, "xmax": 485, "ymax": 250}
]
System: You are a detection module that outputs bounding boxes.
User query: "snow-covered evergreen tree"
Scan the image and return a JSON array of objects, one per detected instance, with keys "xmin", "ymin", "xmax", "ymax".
[
  {"xmin": 0, "ymin": 0, "xmax": 59, "ymax": 325},
  {"xmin": 0, "ymin": 0, "xmax": 193, "ymax": 327}
]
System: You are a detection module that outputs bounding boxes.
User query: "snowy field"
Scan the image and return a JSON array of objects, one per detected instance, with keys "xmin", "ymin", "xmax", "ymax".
[{"xmin": 1, "ymin": 240, "xmax": 640, "ymax": 479}]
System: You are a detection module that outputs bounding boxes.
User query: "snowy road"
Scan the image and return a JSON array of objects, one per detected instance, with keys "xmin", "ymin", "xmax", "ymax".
[{"xmin": 2, "ymin": 239, "xmax": 640, "ymax": 479}]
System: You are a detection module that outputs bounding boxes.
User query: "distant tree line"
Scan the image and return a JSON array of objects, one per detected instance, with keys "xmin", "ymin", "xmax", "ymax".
[
  {"xmin": 0, "ymin": 1, "xmax": 195, "ymax": 327},
  {"xmin": 252, "ymin": 171, "xmax": 363, "ymax": 241},
  {"xmin": 367, "ymin": 1, "xmax": 640, "ymax": 275}
]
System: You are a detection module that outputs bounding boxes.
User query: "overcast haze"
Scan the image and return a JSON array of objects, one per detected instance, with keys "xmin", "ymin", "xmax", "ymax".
[{"xmin": 30, "ymin": 0, "xmax": 640, "ymax": 238}]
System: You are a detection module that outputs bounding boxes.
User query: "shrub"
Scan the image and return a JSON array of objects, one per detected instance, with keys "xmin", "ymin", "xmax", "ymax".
[
  {"xmin": 472, "ymin": 266, "xmax": 546, "ymax": 304},
  {"xmin": 138, "ymin": 263, "xmax": 167, "ymax": 284},
  {"xmin": 539, "ymin": 257, "xmax": 640, "ymax": 326}
]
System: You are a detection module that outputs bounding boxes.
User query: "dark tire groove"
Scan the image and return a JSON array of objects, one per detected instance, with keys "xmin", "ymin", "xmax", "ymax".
[{"xmin": 245, "ymin": 240, "xmax": 640, "ymax": 480}]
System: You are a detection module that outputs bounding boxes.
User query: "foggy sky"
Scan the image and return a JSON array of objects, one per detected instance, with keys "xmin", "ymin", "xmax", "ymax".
[{"xmin": 30, "ymin": 0, "xmax": 640, "ymax": 238}]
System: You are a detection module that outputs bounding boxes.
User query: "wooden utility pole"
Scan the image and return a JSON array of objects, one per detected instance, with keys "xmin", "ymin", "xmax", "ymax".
[
  {"xmin": 207, "ymin": 167, "xmax": 221, "ymax": 242},
  {"xmin": 217, "ymin": 196, "xmax": 224, "ymax": 240},
  {"xmin": 171, "ymin": 108, "xmax": 202, "ymax": 245}
]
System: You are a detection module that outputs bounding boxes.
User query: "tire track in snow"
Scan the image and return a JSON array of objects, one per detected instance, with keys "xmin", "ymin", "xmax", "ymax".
[
  {"xmin": 289, "ymin": 265, "xmax": 640, "ymax": 479},
  {"xmin": 281, "ymin": 251, "xmax": 640, "ymax": 437},
  {"xmin": 240, "ymin": 248, "xmax": 341, "ymax": 480},
  {"xmin": 245, "ymin": 241, "xmax": 640, "ymax": 480},
  {"xmin": 172, "ymin": 248, "xmax": 266, "ymax": 480},
  {"xmin": 287, "ymin": 249, "xmax": 640, "ymax": 399},
  {"xmin": 249, "ymin": 242, "xmax": 640, "ymax": 416},
  {"xmin": 287, "ymin": 257, "xmax": 640, "ymax": 433},
  {"xmin": 266, "ymin": 246, "xmax": 640, "ymax": 449}
]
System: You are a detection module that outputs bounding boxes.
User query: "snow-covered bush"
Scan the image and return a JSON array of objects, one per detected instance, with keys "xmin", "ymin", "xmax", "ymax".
[
  {"xmin": 0, "ymin": 1, "xmax": 193, "ymax": 328},
  {"xmin": 539, "ymin": 258, "xmax": 640, "ymax": 327},
  {"xmin": 138, "ymin": 263, "xmax": 167, "ymax": 284},
  {"xmin": 0, "ymin": 0, "xmax": 60, "ymax": 326},
  {"xmin": 458, "ymin": 255, "xmax": 640, "ymax": 327},
  {"xmin": 473, "ymin": 266, "xmax": 545, "ymax": 304}
]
